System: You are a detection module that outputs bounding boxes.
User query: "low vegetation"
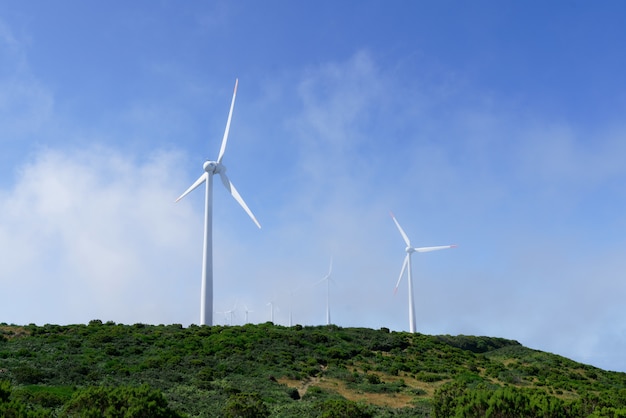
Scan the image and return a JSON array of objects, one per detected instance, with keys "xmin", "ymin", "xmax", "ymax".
[{"xmin": 1, "ymin": 321, "xmax": 626, "ymax": 416}]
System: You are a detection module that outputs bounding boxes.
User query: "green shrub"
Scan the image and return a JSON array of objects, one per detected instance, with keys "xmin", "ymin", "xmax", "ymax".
[
  {"xmin": 60, "ymin": 385, "xmax": 183, "ymax": 417},
  {"xmin": 223, "ymin": 392, "xmax": 269, "ymax": 418},
  {"xmin": 366, "ymin": 374, "xmax": 381, "ymax": 384},
  {"xmin": 319, "ymin": 398, "xmax": 372, "ymax": 418},
  {"xmin": 0, "ymin": 380, "xmax": 11, "ymax": 403}
]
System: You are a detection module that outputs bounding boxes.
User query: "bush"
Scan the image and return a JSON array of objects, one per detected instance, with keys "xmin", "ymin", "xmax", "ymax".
[
  {"xmin": 287, "ymin": 387, "xmax": 300, "ymax": 400},
  {"xmin": 0, "ymin": 380, "xmax": 11, "ymax": 403},
  {"xmin": 223, "ymin": 392, "xmax": 269, "ymax": 418},
  {"xmin": 60, "ymin": 385, "xmax": 183, "ymax": 417},
  {"xmin": 366, "ymin": 374, "xmax": 381, "ymax": 385},
  {"xmin": 13, "ymin": 365, "xmax": 47, "ymax": 384},
  {"xmin": 319, "ymin": 399, "xmax": 372, "ymax": 418}
]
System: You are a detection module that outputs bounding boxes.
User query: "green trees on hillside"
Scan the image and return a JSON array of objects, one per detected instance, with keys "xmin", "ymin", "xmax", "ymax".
[
  {"xmin": 223, "ymin": 392, "xmax": 269, "ymax": 418},
  {"xmin": 2, "ymin": 322, "xmax": 626, "ymax": 417},
  {"xmin": 433, "ymin": 381, "xmax": 626, "ymax": 418},
  {"xmin": 433, "ymin": 383, "xmax": 568, "ymax": 417},
  {"xmin": 60, "ymin": 385, "xmax": 183, "ymax": 417},
  {"xmin": 0, "ymin": 381, "xmax": 182, "ymax": 418}
]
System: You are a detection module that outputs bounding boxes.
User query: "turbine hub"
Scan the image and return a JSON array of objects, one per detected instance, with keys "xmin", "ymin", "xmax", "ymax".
[
  {"xmin": 203, "ymin": 160, "xmax": 217, "ymax": 173},
  {"xmin": 406, "ymin": 247, "xmax": 415, "ymax": 254}
]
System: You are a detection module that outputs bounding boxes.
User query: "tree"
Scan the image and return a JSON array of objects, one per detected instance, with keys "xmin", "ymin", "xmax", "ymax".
[
  {"xmin": 0, "ymin": 380, "xmax": 10, "ymax": 403},
  {"xmin": 223, "ymin": 392, "xmax": 269, "ymax": 418},
  {"xmin": 60, "ymin": 385, "xmax": 183, "ymax": 418},
  {"xmin": 320, "ymin": 399, "xmax": 372, "ymax": 418}
]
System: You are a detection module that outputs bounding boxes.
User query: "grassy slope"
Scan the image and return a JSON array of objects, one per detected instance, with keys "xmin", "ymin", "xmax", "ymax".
[{"xmin": 1, "ymin": 322, "xmax": 626, "ymax": 417}]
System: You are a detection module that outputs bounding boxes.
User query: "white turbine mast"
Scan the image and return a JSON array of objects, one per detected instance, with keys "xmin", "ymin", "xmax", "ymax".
[
  {"xmin": 226, "ymin": 300, "xmax": 238, "ymax": 326},
  {"xmin": 224, "ymin": 308, "xmax": 235, "ymax": 326},
  {"xmin": 243, "ymin": 304, "xmax": 253, "ymax": 323},
  {"xmin": 390, "ymin": 212, "xmax": 456, "ymax": 333},
  {"xmin": 288, "ymin": 290, "xmax": 293, "ymax": 327},
  {"xmin": 314, "ymin": 257, "xmax": 333, "ymax": 325},
  {"xmin": 266, "ymin": 300, "xmax": 277, "ymax": 323},
  {"xmin": 176, "ymin": 79, "xmax": 261, "ymax": 326}
]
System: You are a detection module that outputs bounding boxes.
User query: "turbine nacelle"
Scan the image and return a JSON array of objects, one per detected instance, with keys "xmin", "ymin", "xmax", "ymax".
[
  {"xmin": 203, "ymin": 160, "xmax": 224, "ymax": 174},
  {"xmin": 406, "ymin": 246, "xmax": 415, "ymax": 254}
]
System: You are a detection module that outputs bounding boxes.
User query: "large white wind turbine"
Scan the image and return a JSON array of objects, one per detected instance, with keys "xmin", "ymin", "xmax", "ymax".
[
  {"xmin": 390, "ymin": 212, "xmax": 456, "ymax": 333},
  {"xmin": 176, "ymin": 79, "xmax": 261, "ymax": 326}
]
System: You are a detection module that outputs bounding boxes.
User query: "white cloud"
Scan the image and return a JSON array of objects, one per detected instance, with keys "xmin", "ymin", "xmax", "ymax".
[{"xmin": 0, "ymin": 146, "xmax": 199, "ymax": 325}]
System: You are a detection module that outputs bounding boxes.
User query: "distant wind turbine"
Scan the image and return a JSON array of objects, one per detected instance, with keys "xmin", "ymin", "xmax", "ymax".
[
  {"xmin": 267, "ymin": 300, "xmax": 277, "ymax": 323},
  {"xmin": 314, "ymin": 257, "xmax": 333, "ymax": 325},
  {"xmin": 390, "ymin": 212, "xmax": 456, "ymax": 333},
  {"xmin": 176, "ymin": 79, "xmax": 261, "ymax": 326},
  {"xmin": 224, "ymin": 308, "xmax": 235, "ymax": 326},
  {"xmin": 288, "ymin": 291, "xmax": 293, "ymax": 327},
  {"xmin": 243, "ymin": 304, "xmax": 253, "ymax": 323},
  {"xmin": 214, "ymin": 309, "xmax": 227, "ymax": 326}
]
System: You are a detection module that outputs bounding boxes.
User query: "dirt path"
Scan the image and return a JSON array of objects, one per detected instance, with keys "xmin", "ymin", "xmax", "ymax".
[{"xmin": 297, "ymin": 375, "xmax": 321, "ymax": 397}]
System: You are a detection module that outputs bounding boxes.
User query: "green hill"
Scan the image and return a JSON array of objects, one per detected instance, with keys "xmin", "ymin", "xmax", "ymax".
[{"xmin": 1, "ymin": 321, "xmax": 626, "ymax": 417}]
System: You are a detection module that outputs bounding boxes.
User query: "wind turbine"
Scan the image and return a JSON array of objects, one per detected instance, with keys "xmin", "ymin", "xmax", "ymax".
[
  {"xmin": 314, "ymin": 257, "xmax": 333, "ymax": 325},
  {"xmin": 243, "ymin": 304, "xmax": 253, "ymax": 323},
  {"xmin": 214, "ymin": 309, "xmax": 228, "ymax": 325},
  {"xmin": 176, "ymin": 79, "xmax": 261, "ymax": 326},
  {"xmin": 224, "ymin": 308, "xmax": 236, "ymax": 326},
  {"xmin": 288, "ymin": 291, "xmax": 293, "ymax": 327},
  {"xmin": 267, "ymin": 300, "xmax": 276, "ymax": 323},
  {"xmin": 390, "ymin": 212, "xmax": 456, "ymax": 333}
]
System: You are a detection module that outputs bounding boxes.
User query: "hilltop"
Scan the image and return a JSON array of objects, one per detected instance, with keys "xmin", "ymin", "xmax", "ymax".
[{"xmin": 1, "ymin": 322, "xmax": 626, "ymax": 417}]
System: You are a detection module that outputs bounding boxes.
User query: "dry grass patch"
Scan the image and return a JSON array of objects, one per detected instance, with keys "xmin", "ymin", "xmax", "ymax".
[
  {"xmin": 0, "ymin": 325, "xmax": 29, "ymax": 339},
  {"xmin": 317, "ymin": 377, "xmax": 414, "ymax": 408},
  {"xmin": 278, "ymin": 371, "xmax": 446, "ymax": 409}
]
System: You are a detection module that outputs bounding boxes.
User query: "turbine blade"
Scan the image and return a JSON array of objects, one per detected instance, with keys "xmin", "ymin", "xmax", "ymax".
[
  {"xmin": 217, "ymin": 79, "xmax": 238, "ymax": 164},
  {"xmin": 175, "ymin": 172, "xmax": 208, "ymax": 202},
  {"xmin": 414, "ymin": 244, "xmax": 457, "ymax": 253},
  {"xmin": 312, "ymin": 257, "xmax": 334, "ymax": 286},
  {"xmin": 390, "ymin": 211, "xmax": 411, "ymax": 247},
  {"xmin": 313, "ymin": 275, "xmax": 329, "ymax": 286},
  {"xmin": 219, "ymin": 171, "xmax": 261, "ymax": 228},
  {"xmin": 394, "ymin": 255, "xmax": 409, "ymax": 294}
]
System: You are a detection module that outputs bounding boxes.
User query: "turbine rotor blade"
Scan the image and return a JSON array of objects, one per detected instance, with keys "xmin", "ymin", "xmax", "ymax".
[
  {"xmin": 217, "ymin": 79, "xmax": 238, "ymax": 164},
  {"xmin": 175, "ymin": 172, "xmax": 208, "ymax": 202},
  {"xmin": 219, "ymin": 171, "xmax": 261, "ymax": 228},
  {"xmin": 394, "ymin": 255, "xmax": 409, "ymax": 294},
  {"xmin": 414, "ymin": 244, "xmax": 457, "ymax": 253},
  {"xmin": 313, "ymin": 276, "xmax": 327, "ymax": 286},
  {"xmin": 314, "ymin": 275, "xmax": 332, "ymax": 286},
  {"xmin": 390, "ymin": 212, "xmax": 411, "ymax": 247}
]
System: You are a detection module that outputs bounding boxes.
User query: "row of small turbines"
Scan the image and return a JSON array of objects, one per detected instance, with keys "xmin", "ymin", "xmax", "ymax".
[
  {"xmin": 176, "ymin": 79, "xmax": 456, "ymax": 333},
  {"xmin": 214, "ymin": 257, "xmax": 333, "ymax": 327}
]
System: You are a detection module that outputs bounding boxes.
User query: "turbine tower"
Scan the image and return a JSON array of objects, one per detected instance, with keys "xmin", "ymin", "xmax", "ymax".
[
  {"xmin": 390, "ymin": 212, "xmax": 455, "ymax": 333},
  {"xmin": 288, "ymin": 291, "xmax": 293, "ymax": 327},
  {"xmin": 176, "ymin": 79, "xmax": 261, "ymax": 326},
  {"xmin": 314, "ymin": 257, "xmax": 333, "ymax": 325},
  {"xmin": 267, "ymin": 301, "xmax": 276, "ymax": 323},
  {"xmin": 243, "ymin": 304, "xmax": 253, "ymax": 323}
]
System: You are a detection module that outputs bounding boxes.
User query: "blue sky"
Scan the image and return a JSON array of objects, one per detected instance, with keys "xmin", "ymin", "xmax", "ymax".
[{"xmin": 2, "ymin": 1, "xmax": 626, "ymax": 372}]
